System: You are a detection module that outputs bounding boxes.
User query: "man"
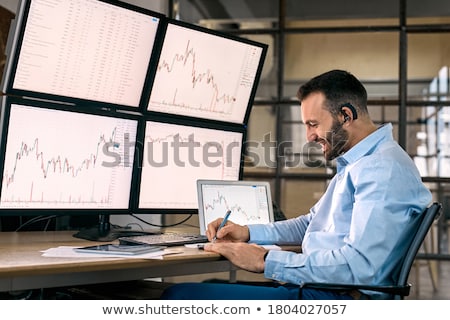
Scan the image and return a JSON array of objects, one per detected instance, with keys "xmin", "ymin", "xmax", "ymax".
[{"xmin": 161, "ymin": 69, "xmax": 432, "ymax": 300}]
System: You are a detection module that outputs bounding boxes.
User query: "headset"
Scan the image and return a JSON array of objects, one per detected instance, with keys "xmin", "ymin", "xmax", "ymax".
[{"xmin": 340, "ymin": 103, "xmax": 358, "ymax": 122}]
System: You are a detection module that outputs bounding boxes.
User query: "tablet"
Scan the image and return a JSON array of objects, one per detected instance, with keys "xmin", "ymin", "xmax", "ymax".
[{"xmin": 74, "ymin": 244, "xmax": 166, "ymax": 255}]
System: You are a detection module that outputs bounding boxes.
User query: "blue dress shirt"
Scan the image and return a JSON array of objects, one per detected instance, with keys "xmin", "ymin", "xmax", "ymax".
[{"xmin": 248, "ymin": 123, "xmax": 432, "ymax": 298}]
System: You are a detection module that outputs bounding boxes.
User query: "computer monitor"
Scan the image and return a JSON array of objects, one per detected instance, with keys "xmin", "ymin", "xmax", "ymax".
[
  {"xmin": 0, "ymin": 96, "xmax": 140, "ymax": 240},
  {"xmin": 134, "ymin": 117, "xmax": 245, "ymax": 213},
  {"xmin": 145, "ymin": 18, "xmax": 267, "ymax": 125},
  {"xmin": 1, "ymin": 0, "xmax": 164, "ymax": 110}
]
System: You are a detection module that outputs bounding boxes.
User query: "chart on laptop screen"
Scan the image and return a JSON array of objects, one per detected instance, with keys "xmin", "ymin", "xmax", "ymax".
[{"xmin": 197, "ymin": 181, "xmax": 274, "ymax": 234}]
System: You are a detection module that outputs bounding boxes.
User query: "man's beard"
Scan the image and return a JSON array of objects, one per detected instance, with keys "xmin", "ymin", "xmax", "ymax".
[{"xmin": 324, "ymin": 120, "xmax": 349, "ymax": 161}]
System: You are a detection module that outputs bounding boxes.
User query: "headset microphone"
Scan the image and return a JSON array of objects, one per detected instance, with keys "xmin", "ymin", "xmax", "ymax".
[{"xmin": 340, "ymin": 103, "xmax": 358, "ymax": 121}]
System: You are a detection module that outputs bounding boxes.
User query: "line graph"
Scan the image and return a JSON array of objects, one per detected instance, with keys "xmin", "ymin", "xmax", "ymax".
[
  {"xmin": 201, "ymin": 185, "xmax": 272, "ymax": 227},
  {"xmin": 156, "ymin": 39, "xmax": 237, "ymax": 113},
  {"xmin": 0, "ymin": 104, "xmax": 137, "ymax": 209},
  {"xmin": 3, "ymin": 128, "xmax": 116, "ymax": 187},
  {"xmin": 138, "ymin": 121, "xmax": 242, "ymax": 209},
  {"xmin": 148, "ymin": 23, "xmax": 264, "ymax": 123}
]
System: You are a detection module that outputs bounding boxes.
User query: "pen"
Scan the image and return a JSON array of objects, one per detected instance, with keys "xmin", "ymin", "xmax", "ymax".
[{"xmin": 213, "ymin": 209, "xmax": 231, "ymax": 242}]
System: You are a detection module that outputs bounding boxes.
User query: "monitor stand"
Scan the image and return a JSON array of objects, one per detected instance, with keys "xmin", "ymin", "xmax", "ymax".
[{"xmin": 73, "ymin": 214, "xmax": 159, "ymax": 242}]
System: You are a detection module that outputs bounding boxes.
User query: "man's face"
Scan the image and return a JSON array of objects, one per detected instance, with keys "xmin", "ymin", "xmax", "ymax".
[{"xmin": 301, "ymin": 92, "xmax": 349, "ymax": 161}]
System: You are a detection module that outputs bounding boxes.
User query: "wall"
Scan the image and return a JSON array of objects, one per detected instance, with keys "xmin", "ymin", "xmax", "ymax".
[{"xmin": 284, "ymin": 17, "xmax": 450, "ymax": 81}]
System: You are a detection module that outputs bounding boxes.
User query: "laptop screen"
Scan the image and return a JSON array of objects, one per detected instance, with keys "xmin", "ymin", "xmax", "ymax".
[{"xmin": 196, "ymin": 180, "xmax": 274, "ymax": 235}]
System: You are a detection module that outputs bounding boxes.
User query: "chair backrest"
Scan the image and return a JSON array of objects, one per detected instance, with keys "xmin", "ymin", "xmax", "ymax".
[{"xmin": 397, "ymin": 202, "xmax": 442, "ymax": 288}]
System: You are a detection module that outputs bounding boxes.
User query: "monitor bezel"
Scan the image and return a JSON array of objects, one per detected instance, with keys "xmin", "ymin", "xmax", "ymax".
[
  {"xmin": 142, "ymin": 17, "xmax": 268, "ymax": 126},
  {"xmin": 0, "ymin": 95, "xmax": 142, "ymax": 217},
  {"xmin": 1, "ymin": 0, "xmax": 166, "ymax": 112},
  {"xmin": 131, "ymin": 114, "xmax": 247, "ymax": 215}
]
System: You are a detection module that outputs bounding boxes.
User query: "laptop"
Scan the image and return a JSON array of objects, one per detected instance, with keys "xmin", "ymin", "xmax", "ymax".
[
  {"xmin": 119, "ymin": 180, "xmax": 274, "ymax": 246},
  {"xmin": 196, "ymin": 179, "xmax": 274, "ymax": 235}
]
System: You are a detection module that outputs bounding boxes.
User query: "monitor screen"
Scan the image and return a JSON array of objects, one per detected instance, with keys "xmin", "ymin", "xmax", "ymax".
[
  {"xmin": 146, "ymin": 19, "xmax": 267, "ymax": 124},
  {"xmin": 136, "ymin": 119, "xmax": 244, "ymax": 212},
  {"xmin": 196, "ymin": 180, "xmax": 274, "ymax": 235},
  {"xmin": 0, "ymin": 97, "xmax": 139, "ymax": 212},
  {"xmin": 1, "ymin": 0, "xmax": 163, "ymax": 109}
]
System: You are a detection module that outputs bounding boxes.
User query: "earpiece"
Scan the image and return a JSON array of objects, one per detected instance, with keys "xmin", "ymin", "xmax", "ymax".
[{"xmin": 340, "ymin": 103, "xmax": 358, "ymax": 122}]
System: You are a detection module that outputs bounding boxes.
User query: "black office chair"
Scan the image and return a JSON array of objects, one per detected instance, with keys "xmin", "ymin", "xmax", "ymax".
[{"xmin": 299, "ymin": 202, "xmax": 442, "ymax": 300}]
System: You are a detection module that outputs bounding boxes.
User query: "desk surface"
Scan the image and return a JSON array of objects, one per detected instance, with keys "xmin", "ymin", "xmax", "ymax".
[{"xmin": 0, "ymin": 231, "xmax": 234, "ymax": 292}]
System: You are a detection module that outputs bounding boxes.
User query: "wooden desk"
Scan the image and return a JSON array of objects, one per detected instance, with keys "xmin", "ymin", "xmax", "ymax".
[{"xmin": 0, "ymin": 231, "xmax": 236, "ymax": 292}]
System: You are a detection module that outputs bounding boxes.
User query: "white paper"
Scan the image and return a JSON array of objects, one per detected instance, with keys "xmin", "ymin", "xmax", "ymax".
[{"xmin": 41, "ymin": 246, "xmax": 182, "ymax": 259}]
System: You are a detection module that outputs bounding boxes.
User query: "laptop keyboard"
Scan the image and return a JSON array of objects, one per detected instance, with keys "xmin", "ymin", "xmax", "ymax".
[{"xmin": 119, "ymin": 232, "xmax": 208, "ymax": 247}]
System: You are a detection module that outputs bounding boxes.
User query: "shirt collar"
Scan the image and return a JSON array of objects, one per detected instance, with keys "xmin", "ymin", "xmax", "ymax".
[{"xmin": 336, "ymin": 123, "xmax": 393, "ymax": 169}]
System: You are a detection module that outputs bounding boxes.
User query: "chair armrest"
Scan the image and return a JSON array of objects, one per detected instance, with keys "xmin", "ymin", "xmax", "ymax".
[{"xmin": 299, "ymin": 282, "xmax": 411, "ymax": 297}]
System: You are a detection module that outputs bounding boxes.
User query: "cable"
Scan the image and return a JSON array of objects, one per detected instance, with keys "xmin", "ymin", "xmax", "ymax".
[
  {"xmin": 129, "ymin": 213, "xmax": 194, "ymax": 228},
  {"xmin": 15, "ymin": 215, "xmax": 57, "ymax": 232}
]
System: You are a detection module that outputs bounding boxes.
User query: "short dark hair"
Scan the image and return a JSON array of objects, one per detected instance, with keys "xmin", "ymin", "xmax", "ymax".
[{"xmin": 296, "ymin": 70, "xmax": 368, "ymax": 117}]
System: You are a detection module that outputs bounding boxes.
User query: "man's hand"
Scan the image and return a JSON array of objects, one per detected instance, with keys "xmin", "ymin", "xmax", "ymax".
[
  {"xmin": 204, "ymin": 242, "xmax": 267, "ymax": 273},
  {"xmin": 206, "ymin": 218, "xmax": 250, "ymax": 242}
]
